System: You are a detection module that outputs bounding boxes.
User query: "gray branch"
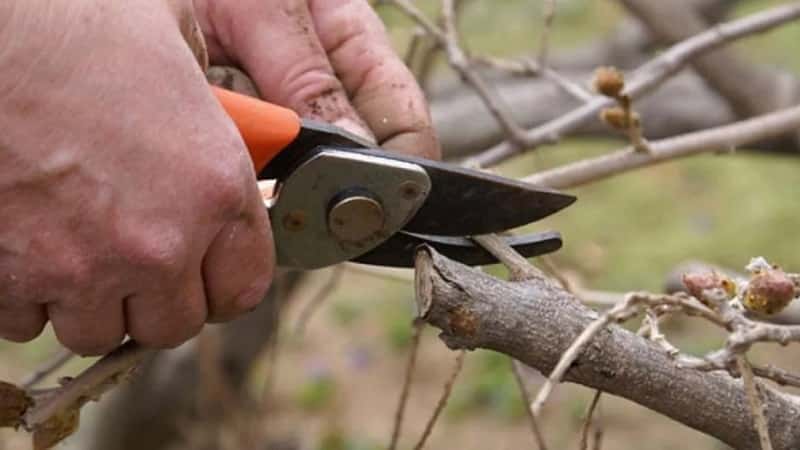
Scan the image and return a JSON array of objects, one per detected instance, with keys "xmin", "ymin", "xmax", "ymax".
[{"xmin": 414, "ymin": 247, "xmax": 800, "ymax": 450}]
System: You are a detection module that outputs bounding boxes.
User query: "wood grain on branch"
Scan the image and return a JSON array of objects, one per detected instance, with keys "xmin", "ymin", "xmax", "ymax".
[
  {"xmin": 413, "ymin": 247, "xmax": 800, "ymax": 450},
  {"xmin": 468, "ymin": 3, "xmax": 800, "ymax": 167}
]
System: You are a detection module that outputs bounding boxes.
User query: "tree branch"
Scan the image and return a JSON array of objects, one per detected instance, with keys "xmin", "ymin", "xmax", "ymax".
[
  {"xmin": 413, "ymin": 247, "xmax": 800, "ymax": 450},
  {"xmin": 523, "ymin": 104, "xmax": 800, "ymax": 189},
  {"xmin": 468, "ymin": 2, "xmax": 800, "ymax": 167},
  {"xmin": 619, "ymin": 0, "xmax": 795, "ymax": 117}
]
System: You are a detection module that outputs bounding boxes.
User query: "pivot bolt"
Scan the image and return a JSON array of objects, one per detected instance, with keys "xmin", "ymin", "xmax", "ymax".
[{"xmin": 328, "ymin": 195, "xmax": 385, "ymax": 243}]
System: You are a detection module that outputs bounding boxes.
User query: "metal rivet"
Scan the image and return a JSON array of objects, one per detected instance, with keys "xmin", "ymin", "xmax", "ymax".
[
  {"xmin": 328, "ymin": 195, "xmax": 385, "ymax": 243},
  {"xmin": 283, "ymin": 210, "xmax": 307, "ymax": 231},
  {"xmin": 399, "ymin": 181, "xmax": 423, "ymax": 200}
]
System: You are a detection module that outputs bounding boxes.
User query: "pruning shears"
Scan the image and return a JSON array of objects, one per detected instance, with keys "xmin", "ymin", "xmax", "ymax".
[{"xmin": 212, "ymin": 87, "xmax": 576, "ymax": 270}]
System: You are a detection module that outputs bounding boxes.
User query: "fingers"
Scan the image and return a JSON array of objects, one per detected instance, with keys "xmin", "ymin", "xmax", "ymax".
[
  {"xmin": 124, "ymin": 274, "xmax": 208, "ymax": 348},
  {"xmin": 0, "ymin": 304, "xmax": 47, "ymax": 342},
  {"xmin": 202, "ymin": 184, "xmax": 274, "ymax": 322},
  {"xmin": 48, "ymin": 300, "xmax": 124, "ymax": 356},
  {"xmin": 309, "ymin": 0, "xmax": 440, "ymax": 158},
  {"xmin": 201, "ymin": 0, "xmax": 374, "ymax": 139}
]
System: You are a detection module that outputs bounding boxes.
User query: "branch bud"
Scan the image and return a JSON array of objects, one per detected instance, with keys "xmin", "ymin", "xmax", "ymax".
[
  {"xmin": 682, "ymin": 271, "xmax": 737, "ymax": 307},
  {"xmin": 593, "ymin": 66, "xmax": 625, "ymax": 97},
  {"xmin": 742, "ymin": 268, "xmax": 796, "ymax": 315}
]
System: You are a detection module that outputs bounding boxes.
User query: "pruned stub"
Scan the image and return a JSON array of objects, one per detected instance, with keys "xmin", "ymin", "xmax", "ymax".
[{"xmin": 446, "ymin": 305, "xmax": 479, "ymax": 338}]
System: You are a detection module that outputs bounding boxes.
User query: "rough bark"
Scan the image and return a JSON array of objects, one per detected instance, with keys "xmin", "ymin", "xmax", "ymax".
[{"xmin": 414, "ymin": 247, "xmax": 800, "ymax": 450}]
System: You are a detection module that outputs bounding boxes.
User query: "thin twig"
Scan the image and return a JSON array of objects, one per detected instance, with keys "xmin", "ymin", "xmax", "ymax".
[
  {"xmin": 471, "ymin": 56, "xmax": 593, "ymax": 102},
  {"xmin": 412, "ymin": 350, "xmax": 466, "ymax": 450},
  {"xmin": 737, "ymin": 356, "xmax": 773, "ymax": 450},
  {"xmin": 388, "ymin": 320, "xmax": 424, "ymax": 450},
  {"xmin": 536, "ymin": 255, "xmax": 574, "ymax": 291},
  {"xmin": 472, "ymin": 234, "xmax": 541, "ymax": 281},
  {"xmin": 293, "ymin": 267, "xmax": 345, "ymax": 336},
  {"xmin": 23, "ymin": 341, "xmax": 150, "ymax": 429},
  {"xmin": 343, "ymin": 263, "xmax": 413, "ymax": 283},
  {"xmin": 578, "ymin": 390, "xmax": 603, "ymax": 450},
  {"xmin": 531, "ymin": 300, "xmax": 626, "ymax": 415},
  {"xmin": 390, "ymin": 0, "xmax": 528, "ymax": 147},
  {"xmin": 524, "ymin": 104, "xmax": 800, "ymax": 189},
  {"xmin": 21, "ymin": 349, "xmax": 74, "ymax": 389},
  {"xmin": 511, "ymin": 359, "xmax": 548, "ymax": 450},
  {"xmin": 537, "ymin": 0, "xmax": 557, "ymax": 69},
  {"xmin": 470, "ymin": 2, "xmax": 800, "ymax": 167}
]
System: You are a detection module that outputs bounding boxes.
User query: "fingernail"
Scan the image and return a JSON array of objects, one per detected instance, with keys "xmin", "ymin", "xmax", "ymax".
[{"xmin": 333, "ymin": 118, "xmax": 376, "ymax": 143}]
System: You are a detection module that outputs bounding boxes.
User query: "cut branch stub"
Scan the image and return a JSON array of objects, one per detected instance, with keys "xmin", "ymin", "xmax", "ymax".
[{"xmin": 412, "ymin": 246, "xmax": 800, "ymax": 450}]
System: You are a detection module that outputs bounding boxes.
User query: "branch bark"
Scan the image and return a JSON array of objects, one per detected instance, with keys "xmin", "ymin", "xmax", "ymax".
[{"xmin": 414, "ymin": 247, "xmax": 800, "ymax": 450}]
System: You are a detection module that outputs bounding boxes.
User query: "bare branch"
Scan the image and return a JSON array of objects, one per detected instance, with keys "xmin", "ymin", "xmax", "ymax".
[
  {"xmin": 472, "ymin": 234, "xmax": 543, "ymax": 281},
  {"xmin": 21, "ymin": 349, "xmax": 74, "ymax": 389},
  {"xmin": 412, "ymin": 350, "xmax": 466, "ymax": 450},
  {"xmin": 388, "ymin": 320, "xmax": 424, "ymax": 450},
  {"xmin": 738, "ymin": 356, "xmax": 774, "ymax": 450},
  {"xmin": 469, "ymin": 3, "xmax": 800, "ymax": 167},
  {"xmin": 537, "ymin": 0, "xmax": 557, "ymax": 69},
  {"xmin": 524, "ymin": 104, "xmax": 800, "ymax": 189},
  {"xmin": 578, "ymin": 390, "xmax": 603, "ymax": 450},
  {"xmin": 390, "ymin": 0, "xmax": 528, "ymax": 146},
  {"xmin": 511, "ymin": 360, "xmax": 549, "ymax": 450},
  {"xmin": 619, "ymin": 0, "xmax": 791, "ymax": 117},
  {"xmin": 24, "ymin": 341, "xmax": 150, "ymax": 429},
  {"xmin": 413, "ymin": 247, "xmax": 800, "ymax": 449},
  {"xmin": 293, "ymin": 267, "xmax": 345, "ymax": 336}
]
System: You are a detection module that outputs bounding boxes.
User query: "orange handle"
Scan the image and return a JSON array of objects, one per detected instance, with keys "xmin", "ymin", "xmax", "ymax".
[{"xmin": 211, "ymin": 86, "xmax": 301, "ymax": 173}]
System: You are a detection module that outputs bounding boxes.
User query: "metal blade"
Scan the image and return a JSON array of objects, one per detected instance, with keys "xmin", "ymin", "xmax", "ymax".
[
  {"xmin": 352, "ymin": 231, "xmax": 563, "ymax": 268},
  {"xmin": 324, "ymin": 147, "xmax": 576, "ymax": 236},
  {"xmin": 404, "ymin": 164, "xmax": 575, "ymax": 235}
]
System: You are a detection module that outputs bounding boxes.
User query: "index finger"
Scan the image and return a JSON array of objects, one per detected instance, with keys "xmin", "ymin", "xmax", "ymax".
[{"xmin": 309, "ymin": 0, "xmax": 441, "ymax": 159}]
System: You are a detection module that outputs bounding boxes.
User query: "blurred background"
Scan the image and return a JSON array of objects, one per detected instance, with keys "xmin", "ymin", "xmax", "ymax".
[{"xmin": 2, "ymin": 1, "xmax": 799, "ymax": 449}]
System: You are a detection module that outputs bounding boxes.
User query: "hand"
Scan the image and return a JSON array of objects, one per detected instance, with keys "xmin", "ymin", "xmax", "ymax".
[
  {"xmin": 0, "ymin": 0, "xmax": 274, "ymax": 355},
  {"xmin": 0, "ymin": 0, "xmax": 439, "ymax": 356},
  {"xmin": 192, "ymin": 0, "xmax": 440, "ymax": 158}
]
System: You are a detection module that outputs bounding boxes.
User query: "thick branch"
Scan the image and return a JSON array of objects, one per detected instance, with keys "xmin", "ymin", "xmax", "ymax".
[{"xmin": 414, "ymin": 247, "xmax": 800, "ymax": 450}]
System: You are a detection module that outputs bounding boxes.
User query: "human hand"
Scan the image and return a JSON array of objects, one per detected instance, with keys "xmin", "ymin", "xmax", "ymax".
[
  {"xmin": 192, "ymin": 0, "xmax": 440, "ymax": 158},
  {"xmin": 0, "ymin": 0, "xmax": 439, "ymax": 356},
  {"xmin": 0, "ymin": 0, "xmax": 274, "ymax": 354}
]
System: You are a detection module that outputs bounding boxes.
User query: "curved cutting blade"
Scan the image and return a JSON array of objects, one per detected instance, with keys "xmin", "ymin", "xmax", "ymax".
[
  {"xmin": 334, "ymin": 148, "xmax": 576, "ymax": 236},
  {"xmin": 352, "ymin": 231, "xmax": 563, "ymax": 267}
]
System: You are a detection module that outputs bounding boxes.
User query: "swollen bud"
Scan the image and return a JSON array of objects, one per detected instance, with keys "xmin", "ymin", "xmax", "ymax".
[
  {"xmin": 742, "ymin": 268, "xmax": 796, "ymax": 315},
  {"xmin": 593, "ymin": 66, "xmax": 625, "ymax": 97},
  {"xmin": 682, "ymin": 271, "xmax": 737, "ymax": 307}
]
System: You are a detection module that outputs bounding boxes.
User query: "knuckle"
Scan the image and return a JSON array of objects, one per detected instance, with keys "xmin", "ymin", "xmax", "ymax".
[
  {"xmin": 131, "ymin": 298, "xmax": 206, "ymax": 349},
  {"xmin": 117, "ymin": 228, "xmax": 188, "ymax": 279},
  {"xmin": 201, "ymin": 160, "xmax": 249, "ymax": 217},
  {"xmin": 50, "ymin": 254, "xmax": 94, "ymax": 292}
]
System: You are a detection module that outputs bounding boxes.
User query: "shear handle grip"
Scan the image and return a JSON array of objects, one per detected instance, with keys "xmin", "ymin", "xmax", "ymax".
[{"xmin": 211, "ymin": 86, "xmax": 302, "ymax": 173}]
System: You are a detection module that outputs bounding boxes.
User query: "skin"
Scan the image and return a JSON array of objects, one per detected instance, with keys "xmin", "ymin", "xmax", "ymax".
[{"xmin": 0, "ymin": 0, "xmax": 439, "ymax": 355}]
